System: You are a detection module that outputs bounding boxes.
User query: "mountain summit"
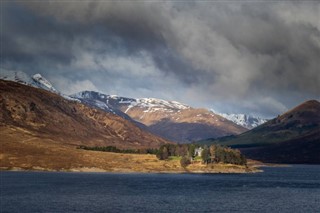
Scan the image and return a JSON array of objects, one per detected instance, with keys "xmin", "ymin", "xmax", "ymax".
[{"xmin": 212, "ymin": 111, "xmax": 268, "ymax": 129}]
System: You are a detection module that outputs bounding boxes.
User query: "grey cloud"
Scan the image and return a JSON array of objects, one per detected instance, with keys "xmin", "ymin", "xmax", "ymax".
[{"xmin": 2, "ymin": 1, "xmax": 320, "ymax": 117}]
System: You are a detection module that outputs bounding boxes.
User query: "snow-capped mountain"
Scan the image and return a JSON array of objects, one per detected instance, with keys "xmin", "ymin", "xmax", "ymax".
[
  {"xmin": 70, "ymin": 91, "xmax": 148, "ymax": 129},
  {"xmin": 71, "ymin": 91, "xmax": 190, "ymax": 114},
  {"xmin": 0, "ymin": 70, "xmax": 78, "ymax": 102},
  {"xmin": 212, "ymin": 112, "xmax": 268, "ymax": 129},
  {"xmin": 72, "ymin": 91, "xmax": 247, "ymax": 143}
]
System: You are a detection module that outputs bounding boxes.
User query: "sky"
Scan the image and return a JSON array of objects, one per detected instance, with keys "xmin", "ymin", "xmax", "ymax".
[{"xmin": 1, "ymin": 0, "xmax": 320, "ymax": 118}]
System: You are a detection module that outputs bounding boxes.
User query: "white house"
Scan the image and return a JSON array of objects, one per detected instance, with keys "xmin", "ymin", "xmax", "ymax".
[{"xmin": 194, "ymin": 147, "xmax": 204, "ymax": 157}]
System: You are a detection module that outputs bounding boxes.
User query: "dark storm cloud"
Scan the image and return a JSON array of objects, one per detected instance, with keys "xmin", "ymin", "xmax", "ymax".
[
  {"xmin": 2, "ymin": 3, "xmax": 75, "ymax": 65},
  {"xmin": 2, "ymin": 1, "xmax": 320, "ymax": 117}
]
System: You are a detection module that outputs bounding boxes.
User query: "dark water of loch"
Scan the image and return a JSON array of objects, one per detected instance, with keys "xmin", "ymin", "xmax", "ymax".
[{"xmin": 1, "ymin": 165, "xmax": 320, "ymax": 213}]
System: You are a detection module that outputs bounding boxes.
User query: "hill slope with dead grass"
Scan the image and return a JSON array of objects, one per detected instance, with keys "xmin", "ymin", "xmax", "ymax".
[{"xmin": 0, "ymin": 80, "xmax": 170, "ymax": 149}]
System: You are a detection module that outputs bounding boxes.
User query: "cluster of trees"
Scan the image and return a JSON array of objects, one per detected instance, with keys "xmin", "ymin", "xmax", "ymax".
[
  {"xmin": 201, "ymin": 145, "xmax": 247, "ymax": 165},
  {"xmin": 78, "ymin": 145, "xmax": 158, "ymax": 154},
  {"xmin": 156, "ymin": 144, "xmax": 201, "ymax": 160},
  {"xmin": 156, "ymin": 144, "xmax": 247, "ymax": 166},
  {"xmin": 79, "ymin": 143, "xmax": 246, "ymax": 166}
]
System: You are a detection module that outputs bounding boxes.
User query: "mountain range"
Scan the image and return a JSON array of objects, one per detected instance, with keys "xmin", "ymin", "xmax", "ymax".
[
  {"xmin": 71, "ymin": 91, "xmax": 247, "ymax": 143},
  {"xmin": 0, "ymin": 71, "xmax": 247, "ymax": 145},
  {"xmin": 0, "ymin": 71, "xmax": 251, "ymax": 143}
]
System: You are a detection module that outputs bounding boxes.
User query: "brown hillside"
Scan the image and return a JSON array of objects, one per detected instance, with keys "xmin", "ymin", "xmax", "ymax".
[
  {"xmin": 119, "ymin": 105, "xmax": 247, "ymax": 143},
  {"xmin": 275, "ymin": 100, "xmax": 320, "ymax": 126},
  {"xmin": 0, "ymin": 80, "xmax": 170, "ymax": 149},
  {"xmin": 206, "ymin": 100, "xmax": 320, "ymax": 164}
]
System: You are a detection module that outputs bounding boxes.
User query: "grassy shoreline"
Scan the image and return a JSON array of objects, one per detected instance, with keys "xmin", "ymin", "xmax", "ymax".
[
  {"xmin": 1, "ymin": 128, "xmax": 260, "ymax": 174},
  {"xmin": 0, "ymin": 156, "xmax": 262, "ymax": 174},
  {"xmin": 1, "ymin": 164, "xmax": 261, "ymax": 174}
]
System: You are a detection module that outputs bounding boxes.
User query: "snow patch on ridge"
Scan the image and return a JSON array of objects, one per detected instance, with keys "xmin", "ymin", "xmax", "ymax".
[
  {"xmin": 0, "ymin": 70, "xmax": 79, "ymax": 102},
  {"xmin": 0, "ymin": 70, "xmax": 34, "ymax": 85},
  {"xmin": 32, "ymin": 74, "xmax": 57, "ymax": 92},
  {"xmin": 72, "ymin": 91, "xmax": 191, "ymax": 114},
  {"xmin": 211, "ymin": 109, "xmax": 268, "ymax": 129},
  {"xmin": 136, "ymin": 98, "xmax": 190, "ymax": 110}
]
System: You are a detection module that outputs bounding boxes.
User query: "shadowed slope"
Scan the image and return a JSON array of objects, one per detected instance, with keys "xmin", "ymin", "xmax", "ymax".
[
  {"xmin": 201, "ymin": 100, "xmax": 320, "ymax": 163},
  {"xmin": 0, "ymin": 80, "xmax": 170, "ymax": 149}
]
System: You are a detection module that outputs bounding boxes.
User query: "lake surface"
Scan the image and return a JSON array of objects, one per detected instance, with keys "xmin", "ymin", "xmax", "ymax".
[{"xmin": 1, "ymin": 165, "xmax": 320, "ymax": 213}]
